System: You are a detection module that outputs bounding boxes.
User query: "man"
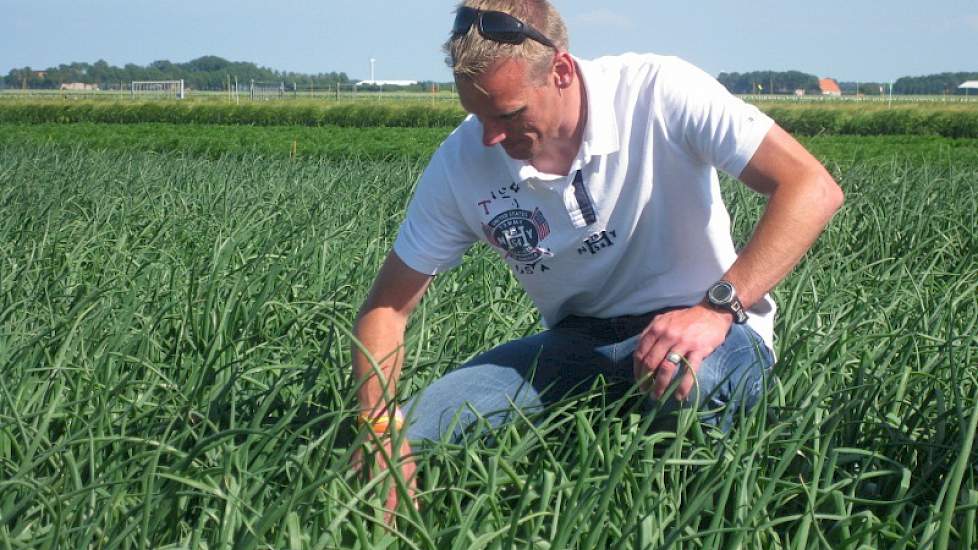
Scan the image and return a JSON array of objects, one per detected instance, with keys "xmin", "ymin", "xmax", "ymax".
[{"xmin": 352, "ymin": 0, "xmax": 843, "ymax": 514}]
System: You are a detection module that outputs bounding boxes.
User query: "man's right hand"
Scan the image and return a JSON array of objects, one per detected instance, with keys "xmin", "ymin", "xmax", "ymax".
[{"xmin": 352, "ymin": 432, "xmax": 418, "ymax": 525}]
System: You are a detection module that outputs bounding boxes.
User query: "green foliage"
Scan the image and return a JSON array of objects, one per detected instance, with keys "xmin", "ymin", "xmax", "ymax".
[
  {"xmin": 802, "ymin": 134, "xmax": 978, "ymax": 165},
  {"xmin": 3, "ymin": 56, "xmax": 351, "ymax": 91},
  {"xmin": 894, "ymin": 71, "xmax": 978, "ymax": 95},
  {"xmin": 0, "ymin": 134, "xmax": 976, "ymax": 547},
  {"xmin": 718, "ymin": 70, "xmax": 821, "ymax": 94},
  {"xmin": 838, "ymin": 81, "xmax": 887, "ymax": 96},
  {"xmin": 6, "ymin": 99, "xmax": 978, "ymax": 137},
  {"xmin": 762, "ymin": 105, "xmax": 978, "ymax": 138},
  {"xmin": 0, "ymin": 100, "xmax": 467, "ymax": 128},
  {"xmin": 6, "ymin": 122, "xmax": 978, "ymax": 166},
  {"xmin": 0, "ymin": 122, "xmax": 449, "ymax": 160}
]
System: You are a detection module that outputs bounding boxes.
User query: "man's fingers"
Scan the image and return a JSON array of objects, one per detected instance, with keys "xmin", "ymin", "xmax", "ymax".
[
  {"xmin": 675, "ymin": 352, "xmax": 704, "ymax": 401},
  {"xmin": 633, "ymin": 332, "xmax": 654, "ymax": 388},
  {"xmin": 652, "ymin": 353, "xmax": 682, "ymax": 398},
  {"xmin": 350, "ymin": 435, "xmax": 416, "ymax": 527},
  {"xmin": 351, "ymin": 448, "xmax": 365, "ymax": 474},
  {"xmin": 637, "ymin": 336, "xmax": 674, "ymax": 392}
]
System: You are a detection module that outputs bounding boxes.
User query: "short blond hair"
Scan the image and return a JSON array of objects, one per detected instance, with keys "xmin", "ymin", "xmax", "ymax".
[{"xmin": 444, "ymin": 0, "xmax": 569, "ymax": 82}]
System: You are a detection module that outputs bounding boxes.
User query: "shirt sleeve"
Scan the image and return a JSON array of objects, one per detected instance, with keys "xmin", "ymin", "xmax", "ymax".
[
  {"xmin": 659, "ymin": 57, "xmax": 775, "ymax": 178},
  {"xmin": 392, "ymin": 149, "xmax": 478, "ymax": 275}
]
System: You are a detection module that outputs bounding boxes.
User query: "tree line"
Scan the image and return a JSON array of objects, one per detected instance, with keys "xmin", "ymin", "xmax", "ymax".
[
  {"xmin": 715, "ymin": 70, "xmax": 976, "ymax": 96},
  {"xmin": 717, "ymin": 71, "xmax": 821, "ymax": 94},
  {"xmin": 3, "ymin": 56, "xmax": 351, "ymax": 91},
  {"xmin": 893, "ymin": 72, "xmax": 978, "ymax": 95}
]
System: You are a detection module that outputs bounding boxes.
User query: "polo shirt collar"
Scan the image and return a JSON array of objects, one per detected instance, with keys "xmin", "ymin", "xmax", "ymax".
[
  {"xmin": 500, "ymin": 55, "xmax": 620, "ymax": 183},
  {"xmin": 576, "ymin": 55, "xmax": 620, "ymax": 161}
]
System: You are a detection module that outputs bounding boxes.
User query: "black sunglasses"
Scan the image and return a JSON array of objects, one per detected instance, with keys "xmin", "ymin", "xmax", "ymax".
[{"xmin": 452, "ymin": 6, "xmax": 556, "ymax": 49}]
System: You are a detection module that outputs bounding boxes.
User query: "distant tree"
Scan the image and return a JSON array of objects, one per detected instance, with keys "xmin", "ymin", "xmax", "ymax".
[
  {"xmin": 5, "ymin": 67, "xmax": 37, "ymax": 89},
  {"xmin": 149, "ymin": 60, "xmax": 174, "ymax": 73},
  {"xmin": 186, "ymin": 56, "xmax": 230, "ymax": 73},
  {"xmin": 894, "ymin": 72, "xmax": 978, "ymax": 95},
  {"xmin": 3, "ymin": 57, "xmax": 362, "ymax": 90},
  {"xmin": 717, "ymin": 70, "xmax": 819, "ymax": 95},
  {"xmin": 838, "ymin": 81, "xmax": 886, "ymax": 96},
  {"xmin": 90, "ymin": 59, "xmax": 112, "ymax": 86}
]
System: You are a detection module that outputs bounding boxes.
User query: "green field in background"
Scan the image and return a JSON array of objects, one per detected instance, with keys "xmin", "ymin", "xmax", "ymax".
[
  {"xmin": 4, "ymin": 98, "xmax": 978, "ymax": 137},
  {"xmin": 1, "ymin": 126, "xmax": 976, "ymax": 547},
  {"xmin": 0, "ymin": 122, "xmax": 451, "ymax": 160},
  {"xmin": 4, "ymin": 121, "xmax": 978, "ymax": 163}
]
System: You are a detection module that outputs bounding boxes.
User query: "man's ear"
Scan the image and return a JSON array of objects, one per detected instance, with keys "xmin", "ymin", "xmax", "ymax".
[{"xmin": 552, "ymin": 52, "xmax": 575, "ymax": 89}]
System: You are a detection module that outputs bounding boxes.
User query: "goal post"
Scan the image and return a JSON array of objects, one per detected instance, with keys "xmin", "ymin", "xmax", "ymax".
[
  {"xmin": 250, "ymin": 80, "xmax": 285, "ymax": 101},
  {"xmin": 130, "ymin": 80, "xmax": 185, "ymax": 99}
]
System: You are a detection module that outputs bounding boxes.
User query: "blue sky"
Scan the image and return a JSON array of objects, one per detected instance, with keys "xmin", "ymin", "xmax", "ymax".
[{"xmin": 3, "ymin": 0, "xmax": 977, "ymax": 83}]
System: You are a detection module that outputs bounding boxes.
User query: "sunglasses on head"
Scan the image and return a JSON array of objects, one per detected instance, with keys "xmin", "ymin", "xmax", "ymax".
[{"xmin": 452, "ymin": 6, "xmax": 556, "ymax": 49}]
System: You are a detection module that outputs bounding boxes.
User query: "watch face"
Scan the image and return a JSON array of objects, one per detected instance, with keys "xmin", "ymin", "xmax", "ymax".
[{"xmin": 709, "ymin": 282, "xmax": 734, "ymax": 303}]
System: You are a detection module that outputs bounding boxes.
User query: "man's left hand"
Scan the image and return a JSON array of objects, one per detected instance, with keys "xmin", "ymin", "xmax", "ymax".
[{"xmin": 632, "ymin": 304, "xmax": 733, "ymax": 400}]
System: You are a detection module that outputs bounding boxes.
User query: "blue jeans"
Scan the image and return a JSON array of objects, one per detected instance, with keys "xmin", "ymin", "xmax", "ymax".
[{"xmin": 403, "ymin": 310, "xmax": 775, "ymax": 442}]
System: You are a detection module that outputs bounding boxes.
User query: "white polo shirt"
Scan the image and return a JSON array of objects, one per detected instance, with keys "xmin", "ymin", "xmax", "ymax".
[{"xmin": 393, "ymin": 53, "xmax": 778, "ymax": 351}]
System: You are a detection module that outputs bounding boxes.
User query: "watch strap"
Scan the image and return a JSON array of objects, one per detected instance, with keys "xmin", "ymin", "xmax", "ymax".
[
  {"xmin": 708, "ymin": 280, "xmax": 749, "ymax": 324},
  {"xmin": 728, "ymin": 298, "xmax": 748, "ymax": 324}
]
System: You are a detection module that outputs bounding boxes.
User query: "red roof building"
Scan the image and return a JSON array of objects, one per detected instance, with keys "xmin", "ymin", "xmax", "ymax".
[{"xmin": 819, "ymin": 78, "xmax": 842, "ymax": 96}]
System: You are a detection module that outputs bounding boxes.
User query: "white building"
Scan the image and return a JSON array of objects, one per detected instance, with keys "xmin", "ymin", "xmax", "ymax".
[
  {"xmin": 959, "ymin": 81, "xmax": 978, "ymax": 95},
  {"xmin": 355, "ymin": 80, "xmax": 419, "ymax": 88},
  {"xmin": 60, "ymin": 82, "xmax": 100, "ymax": 91}
]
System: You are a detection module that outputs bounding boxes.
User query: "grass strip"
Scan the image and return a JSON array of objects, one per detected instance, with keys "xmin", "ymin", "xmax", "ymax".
[{"xmin": 4, "ymin": 99, "xmax": 978, "ymax": 136}]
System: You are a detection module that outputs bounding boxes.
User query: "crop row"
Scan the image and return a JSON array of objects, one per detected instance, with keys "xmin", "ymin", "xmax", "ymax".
[
  {"xmin": 4, "ymin": 100, "xmax": 978, "ymax": 137},
  {"xmin": 5, "ymin": 123, "xmax": 978, "ymax": 166},
  {"xmin": 0, "ymin": 100, "xmax": 465, "ymax": 128},
  {"xmin": 0, "ymin": 122, "xmax": 450, "ymax": 161},
  {"xmin": 765, "ymin": 106, "xmax": 978, "ymax": 138}
]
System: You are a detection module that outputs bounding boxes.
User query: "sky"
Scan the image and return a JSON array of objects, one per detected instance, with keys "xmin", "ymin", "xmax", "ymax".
[{"xmin": 2, "ymin": 0, "xmax": 977, "ymax": 83}]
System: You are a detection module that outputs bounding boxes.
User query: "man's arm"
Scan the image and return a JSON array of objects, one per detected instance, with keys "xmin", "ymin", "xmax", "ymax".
[
  {"xmin": 353, "ymin": 251, "xmax": 433, "ymax": 417},
  {"xmin": 713, "ymin": 124, "xmax": 844, "ymax": 310},
  {"xmin": 351, "ymin": 250, "xmax": 431, "ymax": 522},
  {"xmin": 634, "ymin": 124, "xmax": 844, "ymax": 399}
]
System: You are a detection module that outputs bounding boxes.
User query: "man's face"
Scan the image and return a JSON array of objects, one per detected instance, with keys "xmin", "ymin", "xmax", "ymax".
[{"xmin": 456, "ymin": 57, "xmax": 561, "ymax": 161}]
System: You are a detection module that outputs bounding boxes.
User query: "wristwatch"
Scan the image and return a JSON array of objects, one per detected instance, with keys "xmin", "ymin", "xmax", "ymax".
[{"xmin": 706, "ymin": 280, "xmax": 748, "ymax": 324}]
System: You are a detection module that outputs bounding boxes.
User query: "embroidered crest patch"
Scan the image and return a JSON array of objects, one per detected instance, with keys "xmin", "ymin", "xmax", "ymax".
[{"xmin": 481, "ymin": 208, "xmax": 551, "ymax": 263}]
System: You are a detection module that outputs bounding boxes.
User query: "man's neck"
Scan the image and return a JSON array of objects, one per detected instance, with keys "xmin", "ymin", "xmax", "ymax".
[{"xmin": 531, "ymin": 72, "xmax": 588, "ymax": 176}]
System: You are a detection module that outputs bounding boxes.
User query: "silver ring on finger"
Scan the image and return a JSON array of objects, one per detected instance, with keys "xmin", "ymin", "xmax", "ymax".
[{"xmin": 665, "ymin": 351, "xmax": 684, "ymax": 365}]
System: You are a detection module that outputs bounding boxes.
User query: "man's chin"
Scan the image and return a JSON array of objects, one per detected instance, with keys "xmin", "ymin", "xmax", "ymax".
[{"xmin": 502, "ymin": 144, "xmax": 532, "ymax": 160}]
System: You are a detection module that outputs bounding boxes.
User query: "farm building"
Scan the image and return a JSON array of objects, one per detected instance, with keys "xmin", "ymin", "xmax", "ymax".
[
  {"xmin": 819, "ymin": 78, "xmax": 842, "ymax": 96},
  {"xmin": 960, "ymin": 80, "xmax": 978, "ymax": 95},
  {"xmin": 60, "ymin": 82, "xmax": 100, "ymax": 91}
]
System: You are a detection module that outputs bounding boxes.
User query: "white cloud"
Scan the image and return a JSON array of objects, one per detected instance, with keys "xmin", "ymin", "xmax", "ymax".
[{"xmin": 573, "ymin": 9, "xmax": 635, "ymax": 31}]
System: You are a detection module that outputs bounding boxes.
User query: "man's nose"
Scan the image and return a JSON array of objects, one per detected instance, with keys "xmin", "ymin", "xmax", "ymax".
[{"xmin": 482, "ymin": 120, "xmax": 506, "ymax": 147}]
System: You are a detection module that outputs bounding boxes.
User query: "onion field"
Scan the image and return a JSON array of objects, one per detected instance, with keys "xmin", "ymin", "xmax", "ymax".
[{"xmin": 0, "ymin": 124, "xmax": 976, "ymax": 548}]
